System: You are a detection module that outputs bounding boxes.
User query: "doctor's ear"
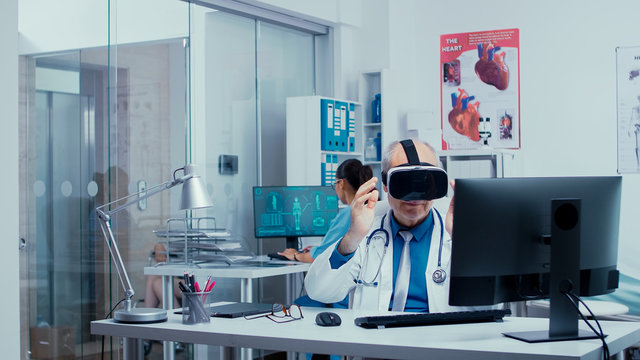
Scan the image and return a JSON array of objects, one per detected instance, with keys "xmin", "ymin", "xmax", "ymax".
[{"xmin": 383, "ymin": 184, "xmax": 388, "ymax": 193}]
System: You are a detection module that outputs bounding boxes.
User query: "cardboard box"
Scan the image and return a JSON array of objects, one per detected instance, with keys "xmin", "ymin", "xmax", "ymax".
[{"xmin": 30, "ymin": 326, "xmax": 75, "ymax": 360}]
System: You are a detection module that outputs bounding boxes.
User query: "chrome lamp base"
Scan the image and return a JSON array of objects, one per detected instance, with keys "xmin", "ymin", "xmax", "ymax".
[{"xmin": 114, "ymin": 307, "xmax": 168, "ymax": 323}]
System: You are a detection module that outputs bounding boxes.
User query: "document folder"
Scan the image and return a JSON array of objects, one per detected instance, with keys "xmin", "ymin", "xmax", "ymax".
[
  {"xmin": 348, "ymin": 102, "xmax": 356, "ymax": 152},
  {"xmin": 321, "ymin": 99, "xmax": 336, "ymax": 151},
  {"xmin": 335, "ymin": 101, "xmax": 349, "ymax": 151}
]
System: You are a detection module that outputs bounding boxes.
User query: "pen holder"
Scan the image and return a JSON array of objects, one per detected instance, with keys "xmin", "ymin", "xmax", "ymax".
[{"xmin": 181, "ymin": 292, "xmax": 211, "ymax": 324}]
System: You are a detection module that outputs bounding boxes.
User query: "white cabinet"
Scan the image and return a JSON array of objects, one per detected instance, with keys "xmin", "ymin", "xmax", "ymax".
[
  {"xmin": 285, "ymin": 70, "xmax": 398, "ymax": 190},
  {"xmin": 439, "ymin": 149, "xmax": 518, "ymax": 180},
  {"xmin": 286, "ymin": 96, "xmax": 363, "ymax": 186}
]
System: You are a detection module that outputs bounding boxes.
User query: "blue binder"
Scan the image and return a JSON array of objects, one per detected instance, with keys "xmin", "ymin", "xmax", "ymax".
[
  {"xmin": 348, "ymin": 103, "xmax": 356, "ymax": 152},
  {"xmin": 335, "ymin": 101, "xmax": 349, "ymax": 151},
  {"xmin": 321, "ymin": 154, "xmax": 338, "ymax": 185},
  {"xmin": 320, "ymin": 99, "xmax": 335, "ymax": 151},
  {"xmin": 331, "ymin": 154, "xmax": 338, "ymax": 182},
  {"xmin": 321, "ymin": 154, "xmax": 333, "ymax": 186},
  {"xmin": 372, "ymin": 94, "xmax": 381, "ymax": 123}
]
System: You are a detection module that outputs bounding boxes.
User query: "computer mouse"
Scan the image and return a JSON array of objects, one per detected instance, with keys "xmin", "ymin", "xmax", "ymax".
[{"xmin": 315, "ymin": 311, "xmax": 341, "ymax": 327}]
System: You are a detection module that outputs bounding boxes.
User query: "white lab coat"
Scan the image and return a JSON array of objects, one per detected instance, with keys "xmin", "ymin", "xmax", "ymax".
[{"xmin": 305, "ymin": 206, "xmax": 461, "ymax": 313}]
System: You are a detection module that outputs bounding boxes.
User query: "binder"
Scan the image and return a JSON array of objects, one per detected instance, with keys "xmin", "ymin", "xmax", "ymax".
[
  {"xmin": 335, "ymin": 101, "xmax": 348, "ymax": 151},
  {"xmin": 348, "ymin": 103, "xmax": 356, "ymax": 152},
  {"xmin": 321, "ymin": 99, "xmax": 336, "ymax": 151},
  {"xmin": 321, "ymin": 154, "xmax": 335, "ymax": 186},
  {"xmin": 321, "ymin": 154, "xmax": 327, "ymax": 186},
  {"xmin": 331, "ymin": 155, "xmax": 338, "ymax": 183},
  {"xmin": 372, "ymin": 94, "xmax": 381, "ymax": 123}
]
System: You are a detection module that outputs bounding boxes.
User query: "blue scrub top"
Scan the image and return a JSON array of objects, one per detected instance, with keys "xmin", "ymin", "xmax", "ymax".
[
  {"xmin": 310, "ymin": 206, "xmax": 351, "ymax": 259},
  {"xmin": 297, "ymin": 206, "xmax": 351, "ymax": 309}
]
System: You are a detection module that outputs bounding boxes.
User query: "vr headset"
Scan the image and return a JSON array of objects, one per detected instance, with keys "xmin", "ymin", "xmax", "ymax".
[{"xmin": 381, "ymin": 139, "xmax": 448, "ymax": 201}]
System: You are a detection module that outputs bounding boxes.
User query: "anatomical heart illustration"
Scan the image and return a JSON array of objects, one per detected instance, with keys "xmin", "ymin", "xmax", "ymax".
[
  {"xmin": 448, "ymin": 89, "xmax": 481, "ymax": 142},
  {"xmin": 475, "ymin": 43, "xmax": 509, "ymax": 90},
  {"xmin": 440, "ymin": 29, "xmax": 520, "ymax": 150}
]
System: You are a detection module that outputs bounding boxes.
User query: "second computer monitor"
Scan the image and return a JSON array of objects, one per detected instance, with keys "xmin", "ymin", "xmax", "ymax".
[
  {"xmin": 449, "ymin": 176, "xmax": 621, "ymax": 307},
  {"xmin": 449, "ymin": 176, "xmax": 622, "ymax": 342},
  {"xmin": 253, "ymin": 185, "xmax": 339, "ymax": 239}
]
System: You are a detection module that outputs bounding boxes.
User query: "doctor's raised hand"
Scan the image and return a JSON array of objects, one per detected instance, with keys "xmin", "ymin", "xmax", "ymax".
[{"xmin": 337, "ymin": 177, "xmax": 379, "ymax": 255}]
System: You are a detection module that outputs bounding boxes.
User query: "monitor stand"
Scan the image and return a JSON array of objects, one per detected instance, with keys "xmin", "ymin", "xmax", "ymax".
[
  {"xmin": 285, "ymin": 236, "xmax": 299, "ymax": 251},
  {"xmin": 503, "ymin": 199, "xmax": 603, "ymax": 343}
]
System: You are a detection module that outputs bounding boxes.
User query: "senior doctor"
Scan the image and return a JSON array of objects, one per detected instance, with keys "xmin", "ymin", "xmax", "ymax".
[{"xmin": 305, "ymin": 139, "xmax": 457, "ymax": 313}]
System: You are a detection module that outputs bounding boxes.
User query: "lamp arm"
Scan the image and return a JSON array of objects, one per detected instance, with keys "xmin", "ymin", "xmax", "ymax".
[
  {"xmin": 94, "ymin": 173, "xmax": 193, "ymax": 308},
  {"xmin": 96, "ymin": 174, "xmax": 192, "ymax": 218},
  {"xmin": 96, "ymin": 212, "xmax": 135, "ymax": 307}
]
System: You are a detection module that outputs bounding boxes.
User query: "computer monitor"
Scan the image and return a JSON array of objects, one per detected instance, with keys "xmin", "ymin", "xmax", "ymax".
[
  {"xmin": 253, "ymin": 186, "xmax": 339, "ymax": 248},
  {"xmin": 449, "ymin": 176, "xmax": 622, "ymax": 343}
]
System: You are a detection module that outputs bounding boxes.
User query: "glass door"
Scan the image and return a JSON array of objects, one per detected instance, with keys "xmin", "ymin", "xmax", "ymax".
[{"xmin": 22, "ymin": 53, "xmax": 103, "ymax": 358}]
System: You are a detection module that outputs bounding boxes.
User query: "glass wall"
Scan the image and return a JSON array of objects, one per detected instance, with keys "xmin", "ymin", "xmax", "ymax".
[
  {"xmin": 21, "ymin": 38, "xmax": 189, "ymax": 357},
  {"xmin": 19, "ymin": 1, "xmax": 323, "ymax": 358},
  {"xmin": 187, "ymin": 7, "xmax": 316, "ymax": 304}
]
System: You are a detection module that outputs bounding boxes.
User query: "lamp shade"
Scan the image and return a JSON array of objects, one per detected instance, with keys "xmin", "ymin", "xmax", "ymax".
[{"xmin": 180, "ymin": 164, "xmax": 213, "ymax": 210}]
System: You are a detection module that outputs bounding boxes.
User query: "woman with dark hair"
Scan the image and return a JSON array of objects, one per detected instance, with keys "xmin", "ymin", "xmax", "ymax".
[
  {"xmin": 278, "ymin": 158, "xmax": 373, "ymax": 263},
  {"xmin": 280, "ymin": 159, "xmax": 373, "ymax": 315}
]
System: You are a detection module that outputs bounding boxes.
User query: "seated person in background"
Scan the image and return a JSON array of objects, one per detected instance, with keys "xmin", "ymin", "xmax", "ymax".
[
  {"xmin": 305, "ymin": 139, "xmax": 458, "ymax": 313},
  {"xmin": 277, "ymin": 158, "xmax": 373, "ymax": 308},
  {"xmin": 278, "ymin": 158, "xmax": 373, "ymax": 262},
  {"xmin": 145, "ymin": 244, "xmax": 182, "ymax": 308}
]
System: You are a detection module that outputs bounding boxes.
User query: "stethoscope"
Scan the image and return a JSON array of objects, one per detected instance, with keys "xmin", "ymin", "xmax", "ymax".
[{"xmin": 356, "ymin": 209, "xmax": 446, "ymax": 287}]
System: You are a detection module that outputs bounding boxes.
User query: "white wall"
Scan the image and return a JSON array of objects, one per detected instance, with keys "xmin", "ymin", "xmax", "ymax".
[
  {"xmin": 384, "ymin": 0, "xmax": 640, "ymax": 276},
  {"xmin": 0, "ymin": 0, "xmax": 21, "ymax": 357}
]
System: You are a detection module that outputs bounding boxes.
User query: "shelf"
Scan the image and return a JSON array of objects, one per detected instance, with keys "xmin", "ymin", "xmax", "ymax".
[
  {"xmin": 438, "ymin": 150, "xmax": 519, "ymax": 179},
  {"xmin": 154, "ymin": 217, "xmax": 252, "ymax": 264},
  {"xmin": 364, "ymin": 123, "xmax": 382, "ymax": 127},
  {"xmin": 321, "ymin": 150, "xmax": 363, "ymax": 156},
  {"xmin": 154, "ymin": 229, "xmax": 232, "ymax": 239},
  {"xmin": 440, "ymin": 149, "xmax": 516, "ymax": 157}
]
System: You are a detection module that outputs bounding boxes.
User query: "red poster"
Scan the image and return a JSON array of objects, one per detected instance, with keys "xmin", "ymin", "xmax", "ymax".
[{"xmin": 440, "ymin": 28, "xmax": 520, "ymax": 150}]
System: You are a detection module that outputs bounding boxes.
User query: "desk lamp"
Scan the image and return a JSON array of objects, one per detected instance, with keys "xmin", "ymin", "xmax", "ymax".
[{"xmin": 96, "ymin": 164, "xmax": 213, "ymax": 323}]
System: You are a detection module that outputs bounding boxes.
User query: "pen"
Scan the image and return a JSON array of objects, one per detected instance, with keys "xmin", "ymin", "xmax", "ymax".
[
  {"xmin": 184, "ymin": 271, "xmax": 191, "ymax": 289},
  {"xmin": 203, "ymin": 281, "xmax": 216, "ymax": 303},
  {"xmin": 203, "ymin": 275, "xmax": 212, "ymax": 292},
  {"xmin": 178, "ymin": 281, "xmax": 191, "ymax": 293},
  {"xmin": 189, "ymin": 274, "xmax": 196, "ymax": 291},
  {"xmin": 194, "ymin": 281, "xmax": 201, "ymax": 292},
  {"xmin": 205, "ymin": 280, "xmax": 216, "ymax": 292}
]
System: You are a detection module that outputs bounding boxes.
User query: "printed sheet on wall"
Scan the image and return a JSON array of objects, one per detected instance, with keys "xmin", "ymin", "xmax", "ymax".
[
  {"xmin": 440, "ymin": 28, "xmax": 520, "ymax": 150},
  {"xmin": 616, "ymin": 46, "xmax": 640, "ymax": 173}
]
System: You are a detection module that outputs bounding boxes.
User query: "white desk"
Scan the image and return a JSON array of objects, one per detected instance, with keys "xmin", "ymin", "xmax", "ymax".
[
  {"xmin": 92, "ymin": 306, "xmax": 640, "ymax": 360},
  {"xmin": 527, "ymin": 300, "xmax": 631, "ymax": 318},
  {"xmin": 144, "ymin": 260, "xmax": 310, "ymax": 360},
  {"xmin": 145, "ymin": 260, "xmax": 310, "ymax": 304}
]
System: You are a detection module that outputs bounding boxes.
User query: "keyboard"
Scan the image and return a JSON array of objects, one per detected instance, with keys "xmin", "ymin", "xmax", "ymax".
[
  {"xmin": 267, "ymin": 253, "xmax": 290, "ymax": 261},
  {"xmin": 354, "ymin": 309, "xmax": 511, "ymax": 329}
]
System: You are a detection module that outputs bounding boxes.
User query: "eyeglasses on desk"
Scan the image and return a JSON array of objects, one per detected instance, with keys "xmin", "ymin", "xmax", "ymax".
[{"xmin": 244, "ymin": 303, "xmax": 303, "ymax": 323}]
